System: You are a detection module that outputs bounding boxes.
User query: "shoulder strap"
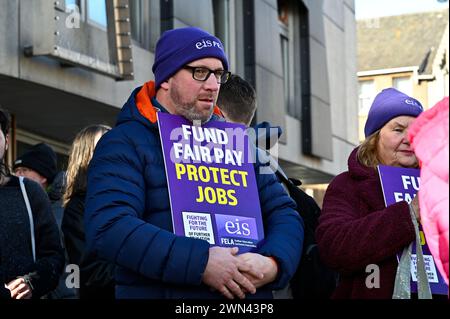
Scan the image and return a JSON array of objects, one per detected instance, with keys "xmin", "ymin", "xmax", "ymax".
[
  {"xmin": 275, "ymin": 169, "xmax": 288, "ymax": 184},
  {"xmin": 19, "ymin": 176, "xmax": 36, "ymax": 263},
  {"xmin": 392, "ymin": 204, "xmax": 432, "ymax": 299},
  {"xmin": 275, "ymin": 170, "xmax": 293, "ymax": 195}
]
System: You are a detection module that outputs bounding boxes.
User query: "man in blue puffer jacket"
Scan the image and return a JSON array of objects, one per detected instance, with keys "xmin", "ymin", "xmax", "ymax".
[{"xmin": 85, "ymin": 27, "xmax": 304, "ymax": 299}]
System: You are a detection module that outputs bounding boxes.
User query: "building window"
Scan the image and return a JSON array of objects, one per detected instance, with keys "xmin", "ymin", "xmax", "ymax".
[
  {"xmin": 213, "ymin": 0, "xmax": 230, "ymax": 54},
  {"xmin": 278, "ymin": 0, "xmax": 290, "ymax": 113},
  {"xmin": 277, "ymin": 0, "xmax": 289, "ymax": 26},
  {"xmin": 393, "ymin": 76, "xmax": 412, "ymax": 96},
  {"xmin": 65, "ymin": 0, "xmax": 80, "ymax": 10},
  {"xmin": 65, "ymin": 0, "xmax": 107, "ymax": 28},
  {"xmin": 87, "ymin": 0, "xmax": 107, "ymax": 28},
  {"xmin": 65, "ymin": 0, "xmax": 82, "ymax": 21},
  {"xmin": 129, "ymin": 0, "xmax": 158, "ymax": 51},
  {"xmin": 26, "ymin": 0, "xmax": 134, "ymax": 79},
  {"xmin": 358, "ymin": 80, "xmax": 375, "ymax": 115},
  {"xmin": 130, "ymin": 0, "xmax": 143, "ymax": 43},
  {"xmin": 276, "ymin": 0, "xmax": 309, "ymax": 120},
  {"xmin": 281, "ymin": 33, "xmax": 290, "ymax": 112}
]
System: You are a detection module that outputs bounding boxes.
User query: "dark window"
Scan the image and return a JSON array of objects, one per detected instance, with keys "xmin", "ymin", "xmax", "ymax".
[
  {"xmin": 278, "ymin": 0, "xmax": 290, "ymax": 114},
  {"xmin": 281, "ymin": 33, "xmax": 290, "ymax": 113},
  {"xmin": 277, "ymin": 0, "xmax": 310, "ymax": 121},
  {"xmin": 277, "ymin": 0, "xmax": 289, "ymax": 25},
  {"xmin": 129, "ymin": 0, "xmax": 158, "ymax": 51},
  {"xmin": 213, "ymin": 0, "xmax": 230, "ymax": 54},
  {"xmin": 130, "ymin": 0, "xmax": 143, "ymax": 43}
]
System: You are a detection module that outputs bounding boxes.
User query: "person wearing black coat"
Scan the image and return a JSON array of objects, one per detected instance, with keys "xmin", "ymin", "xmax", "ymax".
[
  {"xmin": 61, "ymin": 124, "xmax": 113, "ymax": 299},
  {"xmin": 1, "ymin": 106, "xmax": 64, "ymax": 299},
  {"xmin": 0, "ymin": 176, "xmax": 65, "ymax": 299},
  {"xmin": 63, "ymin": 191, "xmax": 115, "ymax": 299}
]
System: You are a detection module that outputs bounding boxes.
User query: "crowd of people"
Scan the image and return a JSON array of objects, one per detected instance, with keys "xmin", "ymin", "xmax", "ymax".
[{"xmin": 0, "ymin": 26, "xmax": 448, "ymax": 300}]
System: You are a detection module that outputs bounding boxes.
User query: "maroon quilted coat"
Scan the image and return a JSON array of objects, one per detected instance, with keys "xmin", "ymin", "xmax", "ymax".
[{"xmin": 316, "ymin": 148, "xmax": 416, "ymax": 299}]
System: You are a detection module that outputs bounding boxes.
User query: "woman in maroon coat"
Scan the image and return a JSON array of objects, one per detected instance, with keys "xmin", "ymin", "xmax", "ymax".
[{"xmin": 316, "ymin": 88, "xmax": 424, "ymax": 299}]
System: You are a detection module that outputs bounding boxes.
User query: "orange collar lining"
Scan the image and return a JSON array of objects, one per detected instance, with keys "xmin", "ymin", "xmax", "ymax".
[{"xmin": 135, "ymin": 81, "xmax": 224, "ymax": 123}]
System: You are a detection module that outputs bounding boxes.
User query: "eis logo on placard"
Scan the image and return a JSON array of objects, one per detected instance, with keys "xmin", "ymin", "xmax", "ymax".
[
  {"xmin": 226, "ymin": 218, "xmax": 251, "ymax": 236},
  {"xmin": 215, "ymin": 214, "xmax": 258, "ymax": 245}
]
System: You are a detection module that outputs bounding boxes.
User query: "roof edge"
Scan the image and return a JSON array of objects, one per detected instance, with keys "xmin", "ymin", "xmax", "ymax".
[{"xmin": 358, "ymin": 66, "xmax": 418, "ymax": 77}]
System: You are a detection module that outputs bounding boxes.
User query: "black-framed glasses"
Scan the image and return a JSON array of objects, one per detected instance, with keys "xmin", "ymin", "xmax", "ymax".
[{"xmin": 183, "ymin": 66, "xmax": 231, "ymax": 84}]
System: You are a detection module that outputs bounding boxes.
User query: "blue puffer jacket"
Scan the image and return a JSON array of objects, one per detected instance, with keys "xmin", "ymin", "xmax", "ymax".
[{"xmin": 85, "ymin": 81, "xmax": 304, "ymax": 299}]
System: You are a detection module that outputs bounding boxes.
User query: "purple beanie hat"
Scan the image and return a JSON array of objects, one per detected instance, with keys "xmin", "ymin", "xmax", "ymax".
[
  {"xmin": 364, "ymin": 88, "xmax": 423, "ymax": 137},
  {"xmin": 152, "ymin": 27, "xmax": 229, "ymax": 89}
]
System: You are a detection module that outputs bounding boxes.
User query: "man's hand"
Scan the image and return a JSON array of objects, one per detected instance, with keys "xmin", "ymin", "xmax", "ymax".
[
  {"xmin": 6, "ymin": 278, "xmax": 32, "ymax": 299},
  {"xmin": 237, "ymin": 253, "xmax": 278, "ymax": 288},
  {"xmin": 202, "ymin": 246, "xmax": 263, "ymax": 299}
]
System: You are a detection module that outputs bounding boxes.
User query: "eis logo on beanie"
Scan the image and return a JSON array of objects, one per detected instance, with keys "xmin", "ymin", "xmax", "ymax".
[
  {"xmin": 195, "ymin": 39, "xmax": 223, "ymax": 50},
  {"xmin": 405, "ymin": 98, "xmax": 423, "ymax": 110}
]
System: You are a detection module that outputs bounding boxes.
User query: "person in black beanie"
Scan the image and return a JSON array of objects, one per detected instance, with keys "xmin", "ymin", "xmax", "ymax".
[
  {"xmin": 13, "ymin": 143, "xmax": 58, "ymax": 190},
  {"xmin": 14, "ymin": 143, "xmax": 77, "ymax": 299}
]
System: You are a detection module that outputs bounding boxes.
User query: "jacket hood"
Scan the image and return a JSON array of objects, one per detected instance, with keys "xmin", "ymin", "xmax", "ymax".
[
  {"xmin": 117, "ymin": 81, "xmax": 224, "ymax": 129},
  {"xmin": 116, "ymin": 82, "xmax": 159, "ymax": 129}
]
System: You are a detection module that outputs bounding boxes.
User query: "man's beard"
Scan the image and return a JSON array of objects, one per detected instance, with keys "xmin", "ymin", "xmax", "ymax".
[
  {"xmin": 179, "ymin": 105, "xmax": 214, "ymax": 124},
  {"xmin": 170, "ymin": 85, "xmax": 214, "ymax": 124}
]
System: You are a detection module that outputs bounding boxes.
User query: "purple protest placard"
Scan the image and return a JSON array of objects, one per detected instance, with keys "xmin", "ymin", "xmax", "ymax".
[
  {"xmin": 378, "ymin": 165, "xmax": 448, "ymax": 295},
  {"xmin": 158, "ymin": 112, "xmax": 264, "ymax": 253}
]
